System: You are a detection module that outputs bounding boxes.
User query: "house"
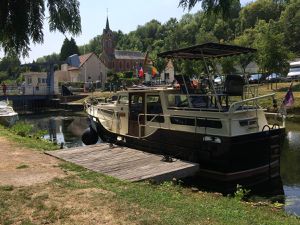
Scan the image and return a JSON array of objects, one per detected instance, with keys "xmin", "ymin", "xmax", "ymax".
[
  {"xmin": 22, "ymin": 72, "xmax": 60, "ymax": 95},
  {"xmin": 60, "ymin": 52, "xmax": 107, "ymax": 84},
  {"xmin": 161, "ymin": 60, "xmax": 175, "ymax": 84},
  {"xmin": 54, "ymin": 52, "xmax": 107, "ymax": 91}
]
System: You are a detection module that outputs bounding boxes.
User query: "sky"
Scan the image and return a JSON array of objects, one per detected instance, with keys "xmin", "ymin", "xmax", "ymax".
[{"xmin": 0, "ymin": 0, "xmax": 250, "ymax": 63}]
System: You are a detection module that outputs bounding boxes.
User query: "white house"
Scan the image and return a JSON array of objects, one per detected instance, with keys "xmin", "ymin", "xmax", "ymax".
[
  {"xmin": 63, "ymin": 52, "xmax": 107, "ymax": 85},
  {"xmin": 161, "ymin": 60, "xmax": 175, "ymax": 84},
  {"xmin": 22, "ymin": 72, "xmax": 60, "ymax": 95}
]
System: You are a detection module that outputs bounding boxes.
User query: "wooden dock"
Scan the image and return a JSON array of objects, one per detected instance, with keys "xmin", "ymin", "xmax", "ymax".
[{"xmin": 46, "ymin": 143, "xmax": 199, "ymax": 182}]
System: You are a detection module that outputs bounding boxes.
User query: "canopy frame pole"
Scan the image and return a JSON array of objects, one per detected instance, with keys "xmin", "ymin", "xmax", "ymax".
[{"xmin": 200, "ymin": 50, "xmax": 222, "ymax": 111}]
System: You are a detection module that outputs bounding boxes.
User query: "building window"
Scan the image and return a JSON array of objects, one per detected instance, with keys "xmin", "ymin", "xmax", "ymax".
[
  {"xmin": 27, "ymin": 77, "xmax": 32, "ymax": 85},
  {"xmin": 127, "ymin": 62, "xmax": 130, "ymax": 69},
  {"xmin": 165, "ymin": 73, "xmax": 170, "ymax": 80}
]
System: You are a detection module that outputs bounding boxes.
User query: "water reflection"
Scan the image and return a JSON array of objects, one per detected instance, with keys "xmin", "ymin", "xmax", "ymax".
[
  {"xmin": 20, "ymin": 113, "xmax": 89, "ymax": 148},
  {"xmin": 281, "ymin": 124, "xmax": 300, "ymax": 216}
]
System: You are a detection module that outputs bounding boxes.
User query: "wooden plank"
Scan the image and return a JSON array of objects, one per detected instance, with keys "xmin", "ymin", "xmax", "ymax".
[{"xmin": 46, "ymin": 143, "xmax": 199, "ymax": 182}]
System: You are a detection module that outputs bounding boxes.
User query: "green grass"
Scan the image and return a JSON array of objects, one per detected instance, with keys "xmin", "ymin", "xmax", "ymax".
[
  {"xmin": 16, "ymin": 164, "xmax": 29, "ymax": 169},
  {"xmin": 50, "ymin": 162, "xmax": 300, "ymax": 225},
  {"xmin": 0, "ymin": 124, "xmax": 58, "ymax": 151},
  {"xmin": 0, "ymin": 146, "xmax": 299, "ymax": 224}
]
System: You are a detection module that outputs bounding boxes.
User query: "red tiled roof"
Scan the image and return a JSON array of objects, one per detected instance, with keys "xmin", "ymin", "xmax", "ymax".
[
  {"xmin": 68, "ymin": 66, "xmax": 79, "ymax": 71},
  {"xmin": 67, "ymin": 52, "xmax": 94, "ymax": 71},
  {"xmin": 79, "ymin": 53, "xmax": 93, "ymax": 67}
]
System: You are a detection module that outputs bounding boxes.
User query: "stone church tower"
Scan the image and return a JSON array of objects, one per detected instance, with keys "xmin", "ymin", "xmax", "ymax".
[
  {"xmin": 102, "ymin": 17, "xmax": 114, "ymax": 57},
  {"xmin": 100, "ymin": 17, "xmax": 145, "ymax": 73}
]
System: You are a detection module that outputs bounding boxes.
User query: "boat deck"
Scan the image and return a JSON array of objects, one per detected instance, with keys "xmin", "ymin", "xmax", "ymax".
[{"xmin": 46, "ymin": 143, "xmax": 199, "ymax": 182}]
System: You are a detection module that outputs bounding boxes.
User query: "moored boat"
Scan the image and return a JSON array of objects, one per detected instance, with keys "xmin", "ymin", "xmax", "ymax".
[
  {"xmin": 0, "ymin": 100, "xmax": 19, "ymax": 126},
  {"xmin": 83, "ymin": 43, "xmax": 286, "ymax": 188}
]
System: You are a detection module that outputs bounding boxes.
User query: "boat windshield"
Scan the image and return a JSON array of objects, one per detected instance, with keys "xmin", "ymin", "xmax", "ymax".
[{"xmin": 289, "ymin": 67, "xmax": 300, "ymax": 73}]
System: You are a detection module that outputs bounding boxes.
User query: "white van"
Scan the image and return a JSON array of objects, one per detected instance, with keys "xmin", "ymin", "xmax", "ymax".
[{"xmin": 287, "ymin": 61, "xmax": 300, "ymax": 80}]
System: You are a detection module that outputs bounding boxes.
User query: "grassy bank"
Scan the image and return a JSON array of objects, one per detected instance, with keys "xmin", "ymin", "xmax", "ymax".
[
  {"xmin": 0, "ymin": 122, "xmax": 59, "ymax": 151},
  {"xmin": 0, "ymin": 126, "xmax": 299, "ymax": 224},
  {"xmin": 1, "ymin": 162, "xmax": 300, "ymax": 224}
]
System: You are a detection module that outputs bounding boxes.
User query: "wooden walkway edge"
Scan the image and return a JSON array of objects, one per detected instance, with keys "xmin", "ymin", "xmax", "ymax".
[{"xmin": 46, "ymin": 143, "xmax": 199, "ymax": 182}]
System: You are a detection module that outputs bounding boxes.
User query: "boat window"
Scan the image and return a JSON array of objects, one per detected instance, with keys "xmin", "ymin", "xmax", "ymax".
[
  {"xmin": 129, "ymin": 94, "xmax": 144, "ymax": 122},
  {"xmin": 147, "ymin": 95, "xmax": 164, "ymax": 123},
  {"xmin": 170, "ymin": 116, "xmax": 222, "ymax": 128},
  {"xmin": 170, "ymin": 116, "xmax": 195, "ymax": 126},
  {"xmin": 131, "ymin": 95, "xmax": 143, "ymax": 104},
  {"xmin": 197, "ymin": 118, "xmax": 222, "ymax": 129},
  {"xmin": 167, "ymin": 94, "xmax": 188, "ymax": 107},
  {"xmin": 239, "ymin": 119, "xmax": 257, "ymax": 127},
  {"xmin": 118, "ymin": 95, "xmax": 128, "ymax": 105}
]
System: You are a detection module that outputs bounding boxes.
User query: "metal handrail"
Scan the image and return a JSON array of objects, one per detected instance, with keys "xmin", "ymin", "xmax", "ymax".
[
  {"xmin": 228, "ymin": 93, "xmax": 275, "ymax": 114},
  {"xmin": 137, "ymin": 112, "xmax": 227, "ymax": 138}
]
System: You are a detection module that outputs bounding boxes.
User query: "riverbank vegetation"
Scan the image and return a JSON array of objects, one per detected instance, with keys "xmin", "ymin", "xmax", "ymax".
[
  {"xmin": 0, "ymin": 123, "xmax": 58, "ymax": 151},
  {"xmin": 0, "ymin": 126, "xmax": 299, "ymax": 224}
]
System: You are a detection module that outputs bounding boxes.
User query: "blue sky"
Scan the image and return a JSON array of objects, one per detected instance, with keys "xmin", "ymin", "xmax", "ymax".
[{"xmin": 1, "ymin": 0, "xmax": 250, "ymax": 63}]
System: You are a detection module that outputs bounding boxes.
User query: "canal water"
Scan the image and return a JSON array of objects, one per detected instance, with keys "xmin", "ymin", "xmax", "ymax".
[
  {"xmin": 19, "ymin": 112, "xmax": 89, "ymax": 148},
  {"xmin": 19, "ymin": 113, "xmax": 300, "ymax": 216}
]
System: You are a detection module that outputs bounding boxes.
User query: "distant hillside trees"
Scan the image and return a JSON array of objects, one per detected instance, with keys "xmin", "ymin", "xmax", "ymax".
[
  {"xmin": 31, "ymin": 0, "xmax": 299, "ymax": 76},
  {"xmin": 279, "ymin": 0, "xmax": 300, "ymax": 54}
]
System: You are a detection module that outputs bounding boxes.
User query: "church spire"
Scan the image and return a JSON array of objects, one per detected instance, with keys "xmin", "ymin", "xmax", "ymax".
[{"xmin": 106, "ymin": 16, "xmax": 110, "ymax": 30}]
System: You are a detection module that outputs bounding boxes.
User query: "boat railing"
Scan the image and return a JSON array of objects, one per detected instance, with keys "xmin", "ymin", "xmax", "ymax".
[
  {"xmin": 166, "ymin": 86, "xmax": 271, "ymax": 113},
  {"xmin": 243, "ymin": 84, "xmax": 259, "ymax": 99},
  {"xmin": 227, "ymin": 93, "xmax": 275, "ymax": 114},
  {"xmin": 138, "ymin": 113, "xmax": 164, "ymax": 138}
]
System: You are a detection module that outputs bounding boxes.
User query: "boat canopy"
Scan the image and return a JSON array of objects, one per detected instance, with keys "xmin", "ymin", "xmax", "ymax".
[{"xmin": 157, "ymin": 42, "xmax": 256, "ymax": 60}]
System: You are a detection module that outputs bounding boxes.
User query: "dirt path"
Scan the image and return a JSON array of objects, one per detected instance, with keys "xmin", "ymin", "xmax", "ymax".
[
  {"xmin": 0, "ymin": 137, "xmax": 65, "ymax": 186},
  {"xmin": 0, "ymin": 137, "xmax": 135, "ymax": 224}
]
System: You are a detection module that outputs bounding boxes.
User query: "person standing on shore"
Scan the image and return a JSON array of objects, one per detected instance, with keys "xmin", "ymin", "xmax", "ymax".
[{"xmin": 2, "ymin": 82, "xmax": 7, "ymax": 96}]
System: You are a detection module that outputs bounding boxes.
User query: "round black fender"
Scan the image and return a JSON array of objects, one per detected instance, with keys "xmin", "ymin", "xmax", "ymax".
[{"xmin": 81, "ymin": 126, "xmax": 99, "ymax": 145}]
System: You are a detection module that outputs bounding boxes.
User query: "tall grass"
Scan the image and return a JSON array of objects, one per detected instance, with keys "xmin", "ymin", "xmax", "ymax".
[{"xmin": 0, "ymin": 122, "xmax": 58, "ymax": 151}]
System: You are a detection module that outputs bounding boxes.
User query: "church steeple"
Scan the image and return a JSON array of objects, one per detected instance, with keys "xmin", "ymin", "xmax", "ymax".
[
  {"xmin": 102, "ymin": 16, "xmax": 114, "ymax": 58},
  {"xmin": 105, "ymin": 16, "xmax": 110, "ymax": 30}
]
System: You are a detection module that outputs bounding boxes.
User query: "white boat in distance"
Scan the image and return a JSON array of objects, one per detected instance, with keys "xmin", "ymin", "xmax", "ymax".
[
  {"xmin": 0, "ymin": 101, "xmax": 18, "ymax": 126},
  {"xmin": 83, "ymin": 43, "xmax": 285, "ymax": 188}
]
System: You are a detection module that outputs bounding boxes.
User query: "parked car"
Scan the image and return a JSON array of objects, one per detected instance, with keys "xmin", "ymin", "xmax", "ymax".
[
  {"xmin": 214, "ymin": 75, "xmax": 224, "ymax": 85},
  {"xmin": 248, "ymin": 73, "xmax": 263, "ymax": 84},
  {"xmin": 287, "ymin": 61, "xmax": 300, "ymax": 81},
  {"xmin": 265, "ymin": 73, "xmax": 282, "ymax": 82}
]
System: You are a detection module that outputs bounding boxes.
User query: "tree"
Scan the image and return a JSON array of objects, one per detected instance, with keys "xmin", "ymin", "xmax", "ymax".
[
  {"xmin": 253, "ymin": 20, "xmax": 291, "ymax": 75},
  {"xmin": 178, "ymin": 0, "xmax": 237, "ymax": 18},
  {"xmin": 0, "ymin": 0, "xmax": 81, "ymax": 57},
  {"xmin": 60, "ymin": 37, "xmax": 79, "ymax": 61},
  {"xmin": 239, "ymin": 0, "xmax": 285, "ymax": 31},
  {"xmin": 219, "ymin": 57, "xmax": 237, "ymax": 74},
  {"xmin": 79, "ymin": 35, "xmax": 102, "ymax": 55},
  {"xmin": 0, "ymin": 55, "xmax": 21, "ymax": 78},
  {"xmin": 279, "ymin": 0, "xmax": 300, "ymax": 54},
  {"xmin": 233, "ymin": 29, "xmax": 257, "ymax": 74}
]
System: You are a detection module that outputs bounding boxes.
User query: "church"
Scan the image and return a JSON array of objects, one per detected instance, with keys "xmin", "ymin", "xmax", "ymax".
[{"xmin": 99, "ymin": 17, "xmax": 145, "ymax": 74}]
